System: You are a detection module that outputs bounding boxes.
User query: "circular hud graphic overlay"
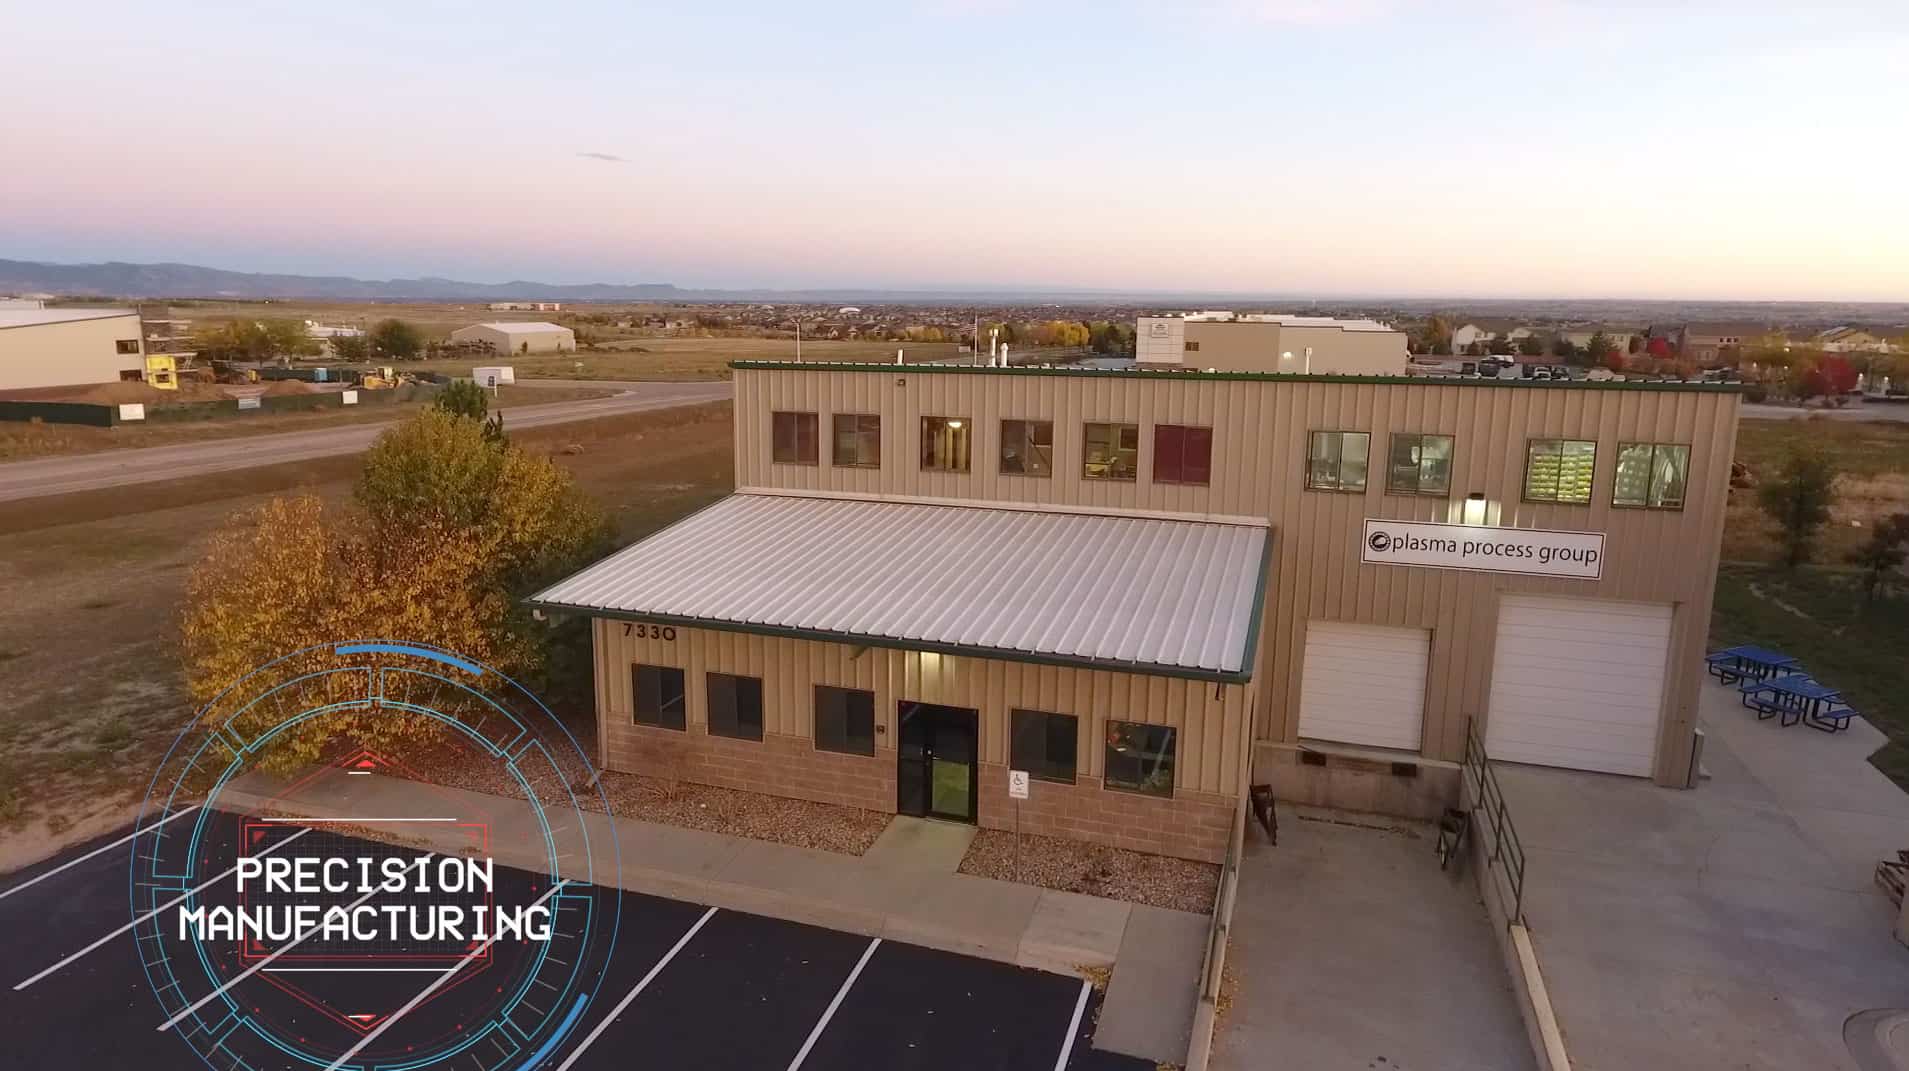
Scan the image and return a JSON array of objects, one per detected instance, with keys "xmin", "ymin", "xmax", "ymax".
[{"xmin": 132, "ymin": 641, "xmax": 620, "ymax": 1071}]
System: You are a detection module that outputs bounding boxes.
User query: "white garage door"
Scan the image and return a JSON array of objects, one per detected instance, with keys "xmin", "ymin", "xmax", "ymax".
[
  {"xmin": 1297, "ymin": 621, "xmax": 1430, "ymax": 751},
  {"xmin": 1485, "ymin": 595, "xmax": 1671, "ymax": 776}
]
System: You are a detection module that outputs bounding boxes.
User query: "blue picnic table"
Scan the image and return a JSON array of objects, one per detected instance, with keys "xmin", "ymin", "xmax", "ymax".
[
  {"xmin": 1706, "ymin": 645, "xmax": 1800, "ymax": 684},
  {"xmin": 1738, "ymin": 673, "xmax": 1858, "ymax": 732}
]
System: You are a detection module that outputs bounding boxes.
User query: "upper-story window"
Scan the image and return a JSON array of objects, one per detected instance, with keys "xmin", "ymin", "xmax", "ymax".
[
  {"xmin": 1524, "ymin": 439, "xmax": 1596, "ymax": 504},
  {"xmin": 1184, "ymin": 341, "xmax": 1201, "ymax": 353},
  {"xmin": 832, "ymin": 413, "xmax": 881, "ymax": 468},
  {"xmin": 999, "ymin": 419, "xmax": 1053, "ymax": 477},
  {"xmin": 920, "ymin": 416, "xmax": 971, "ymax": 472},
  {"xmin": 1306, "ymin": 431, "xmax": 1370, "ymax": 492},
  {"xmin": 1386, "ymin": 434, "xmax": 1454, "ymax": 496},
  {"xmin": 1613, "ymin": 443, "xmax": 1690, "ymax": 510},
  {"xmin": 771, "ymin": 411, "xmax": 818, "ymax": 466},
  {"xmin": 1083, "ymin": 422, "xmax": 1139, "ymax": 481},
  {"xmin": 1153, "ymin": 424, "xmax": 1213, "ymax": 485},
  {"xmin": 115, "ymin": 339, "xmax": 141, "ymax": 354}
]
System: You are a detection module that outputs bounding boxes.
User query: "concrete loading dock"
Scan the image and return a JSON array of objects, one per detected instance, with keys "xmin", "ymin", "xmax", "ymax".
[{"xmin": 534, "ymin": 362, "xmax": 1739, "ymax": 861}]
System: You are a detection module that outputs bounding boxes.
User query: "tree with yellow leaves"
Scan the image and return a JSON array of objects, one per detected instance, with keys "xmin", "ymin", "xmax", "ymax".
[{"xmin": 182, "ymin": 409, "xmax": 610, "ymax": 773}]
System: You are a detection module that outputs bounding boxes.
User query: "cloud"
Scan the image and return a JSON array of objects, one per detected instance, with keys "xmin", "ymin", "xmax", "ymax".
[{"xmin": 577, "ymin": 151, "xmax": 627, "ymax": 163}]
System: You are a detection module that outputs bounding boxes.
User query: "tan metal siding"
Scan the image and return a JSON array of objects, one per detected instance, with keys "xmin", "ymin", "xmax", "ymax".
[
  {"xmin": 592, "ymin": 620, "xmax": 1256, "ymax": 797},
  {"xmin": 733, "ymin": 367, "xmax": 1737, "ymax": 783},
  {"xmin": 0, "ymin": 314, "xmax": 144, "ymax": 390}
]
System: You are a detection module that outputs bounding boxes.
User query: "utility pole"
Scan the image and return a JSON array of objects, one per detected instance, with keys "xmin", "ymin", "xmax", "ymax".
[{"xmin": 795, "ymin": 319, "xmax": 802, "ymax": 362}]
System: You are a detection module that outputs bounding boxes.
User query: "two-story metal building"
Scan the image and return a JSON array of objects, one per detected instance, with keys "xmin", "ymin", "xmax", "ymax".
[{"xmin": 531, "ymin": 361, "xmax": 1739, "ymax": 862}]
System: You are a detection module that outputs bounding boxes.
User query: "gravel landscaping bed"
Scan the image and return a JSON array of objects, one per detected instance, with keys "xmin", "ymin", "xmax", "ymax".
[
  {"xmin": 409, "ymin": 731, "xmax": 888, "ymax": 856},
  {"xmin": 957, "ymin": 828, "xmax": 1218, "ymax": 913}
]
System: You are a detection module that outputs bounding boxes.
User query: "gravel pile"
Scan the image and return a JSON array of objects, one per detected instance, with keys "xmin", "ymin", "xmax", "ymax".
[{"xmin": 957, "ymin": 828, "xmax": 1219, "ymax": 913}]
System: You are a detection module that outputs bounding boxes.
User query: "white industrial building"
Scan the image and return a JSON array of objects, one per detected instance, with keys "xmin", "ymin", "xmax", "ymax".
[
  {"xmin": 1137, "ymin": 312, "xmax": 1407, "ymax": 375},
  {"xmin": 449, "ymin": 321, "xmax": 576, "ymax": 355},
  {"xmin": 0, "ymin": 308, "xmax": 146, "ymax": 391}
]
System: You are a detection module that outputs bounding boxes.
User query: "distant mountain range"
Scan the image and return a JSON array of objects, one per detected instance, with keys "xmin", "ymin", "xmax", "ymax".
[
  {"xmin": 0, "ymin": 258, "xmax": 693, "ymax": 302},
  {"xmin": 2, "ymin": 258, "xmax": 1904, "ymax": 327}
]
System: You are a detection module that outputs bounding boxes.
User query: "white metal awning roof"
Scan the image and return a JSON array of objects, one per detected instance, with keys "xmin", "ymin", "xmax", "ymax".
[{"xmin": 530, "ymin": 493, "xmax": 1270, "ymax": 681}]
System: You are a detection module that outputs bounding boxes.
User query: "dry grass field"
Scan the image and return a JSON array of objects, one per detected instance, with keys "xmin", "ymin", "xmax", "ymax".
[
  {"xmin": 0, "ymin": 402, "xmax": 733, "ymax": 859},
  {"xmin": 0, "ymin": 383, "xmax": 612, "ymax": 461},
  {"xmin": 412, "ymin": 337, "xmax": 964, "ymax": 382}
]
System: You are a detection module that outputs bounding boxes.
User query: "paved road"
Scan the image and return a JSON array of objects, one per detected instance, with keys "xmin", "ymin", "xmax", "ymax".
[{"xmin": 0, "ymin": 381, "xmax": 731, "ymax": 503}]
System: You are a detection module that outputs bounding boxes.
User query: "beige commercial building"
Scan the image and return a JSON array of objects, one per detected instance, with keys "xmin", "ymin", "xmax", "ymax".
[
  {"xmin": 0, "ymin": 308, "xmax": 146, "ymax": 391},
  {"xmin": 1137, "ymin": 312, "xmax": 1408, "ymax": 375},
  {"xmin": 533, "ymin": 361, "xmax": 1738, "ymax": 862},
  {"xmin": 449, "ymin": 321, "xmax": 575, "ymax": 355}
]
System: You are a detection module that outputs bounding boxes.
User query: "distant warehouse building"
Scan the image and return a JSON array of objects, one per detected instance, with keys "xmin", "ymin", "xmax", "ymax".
[
  {"xmin": 0, "ymin": 308, "xmax": 146, "ymax": 391},
  {"xmin": 531, "ymin": 360, "xmax": 1738, "ymax": 863},
  {"xmin": 450, "ymin": 321, "xmax": 576, "ymax": 355},
  {"xmin": 1137, "ymin": 311, "xmax": 1408, "ymax": 375}
]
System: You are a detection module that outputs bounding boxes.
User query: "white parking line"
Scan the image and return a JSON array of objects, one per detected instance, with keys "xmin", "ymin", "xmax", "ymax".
[
  {"xmin": 785, "ymin": 936, "xmax": 881, "ymax": 1071},
  {"xmin": 0, "ymin": 804, "xmax": 202, "ymax": 904},
  {"xmin": 322, "ymin": 879, "xmax": 570, "ymax": 1071},
  {"xmin": 1052, "ymin": 979, "xmax": 1092, "ymax": 1071},
  {"xmin": 553, "ymin": 906, "xmax": 718, "ymax": 1071},
  {"xmin": 13, "ymin": 826, "xmax": 312, "ymax": 991},
  {"xmin": 157, "ymin": 852, "xmax": 434, "ymax": 1032}
]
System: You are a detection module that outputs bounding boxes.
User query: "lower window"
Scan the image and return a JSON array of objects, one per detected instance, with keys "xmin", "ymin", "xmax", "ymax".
[
  {"xmin": 1010, "ymin": 709, "xmax": 1078, "ymax": 783},
  {"xmin": 706, "ymin": 672, "xmax": 764, "ymax": 741},
  {"xmin": 1104, "ymin": 721, "xmax": 1175, "ymax": 797},
  {"xmin": 632, "ymin": 664, "xmax": 686, "ymax": 731},
  {"xmin": 814, "ymin": 685, "xmax": 875, "ymax": 756}
]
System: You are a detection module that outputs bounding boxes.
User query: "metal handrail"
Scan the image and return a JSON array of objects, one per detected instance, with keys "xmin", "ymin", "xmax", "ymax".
[{"xmin": 1463, "ymin": 717, "xmax": 1527, "ymax": 927}]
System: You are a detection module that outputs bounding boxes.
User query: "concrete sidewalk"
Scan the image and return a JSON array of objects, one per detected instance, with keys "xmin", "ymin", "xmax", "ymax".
[
  {"xmin": 1499, "ymin": 677, "xmax": 1909, "ymax": 1070},
  {"xmin": 1212, "ymin": 809, "xmax": 1535, "ymax": 1071},
  {"xmin": 219, "ymin": 767, "xmax": 1205, "ymax": 1064}
]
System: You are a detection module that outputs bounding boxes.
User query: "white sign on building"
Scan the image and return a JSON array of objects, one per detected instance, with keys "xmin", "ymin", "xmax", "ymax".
[
  {"xmin": 1361, "ymin": 519, "xmax": 1605, "ymax": 580},
  {"xmin": 1007, "ymin": 770, "xmax": 1030, "ymax": 800}
]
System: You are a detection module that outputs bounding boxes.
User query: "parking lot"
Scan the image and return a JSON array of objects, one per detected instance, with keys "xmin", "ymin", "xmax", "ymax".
[{"xmin": 1, "ymin": 819, "xmax": 1149, "ymax": 1071}]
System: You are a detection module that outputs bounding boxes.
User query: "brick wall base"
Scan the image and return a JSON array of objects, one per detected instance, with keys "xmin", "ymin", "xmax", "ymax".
[
  {"xmin": 607, "ymin": 725, "xmax": 895, "ymax": 814},
  {"xmin": 975, "ymin": 764, "xmax": 1234, "ymax": 863},
  {"xmin": 603, "ymin": 727, "xmax": 1236, "ymax": 864}
]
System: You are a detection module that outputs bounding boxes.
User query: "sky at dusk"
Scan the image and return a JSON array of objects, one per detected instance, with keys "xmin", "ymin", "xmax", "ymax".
[{"xmin": 2, "ymin": 1, "xmax": 1905, "ymax": 300}]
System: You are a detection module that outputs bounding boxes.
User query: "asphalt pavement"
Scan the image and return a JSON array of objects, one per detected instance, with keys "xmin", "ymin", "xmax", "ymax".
[
  {"xmin": 0, "ymin": 819, "xmax": 1147, "ymax": 1071},
  {"xmin": 0, "ymin": 380, "xmax": 731, "ymax": 503}
]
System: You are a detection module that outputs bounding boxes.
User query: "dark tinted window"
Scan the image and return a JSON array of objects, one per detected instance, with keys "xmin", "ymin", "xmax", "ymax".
[
  {"xmin": 772, "ymin": 411, "xmax": 818, "ymax": 465},
  {"xmin": 1010, "ymin": 709, "xmax": 1078, "ymax": 783},
  {"xmin": 999, "ymin": 419, "xmax": 1054, "ymax": 477},
  {"xmin": 1104, "ymin": 721, "xmax": 1175, "ymax": 797},
  {"xmin": 815, "ymin": 685, "xmax": 875, "ymax": 756},
  {"xmin": 1613, "ymin": 443, "xmax": 1689, "ymax": 510},
  {"xmin": 1306, "ymin": 431, "xmax": 1370, "ymax": 492},
  {"xmin": 832, "ymin": 413, "xmax": 881, "ymax": 468},
  {"xmin": 706, "ymin": 672, "xmax": 764, "ymax": 741},
  {"xmin": 632, "ymin": 664, "xmax": 686, "ymax": 730},
  {"xmin": 1386, "ymin": 434, "xmax": 1454, "ymax": 496},
  {"xmin": 1154, "ymin": 424, "xmax": 1213, "ymax": 485}
]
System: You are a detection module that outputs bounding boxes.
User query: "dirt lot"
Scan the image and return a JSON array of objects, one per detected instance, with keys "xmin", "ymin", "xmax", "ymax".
[
  {"xmin": 0, "ymin": 383, "xmax": 612, "ymax": 461},
  {"xmin": 0, "ymin": 402, "xmax": 732, "ymax": 856},
  {"xmin": 959, "ymin": 828, "xmax": 1219, "ymax": 913}
]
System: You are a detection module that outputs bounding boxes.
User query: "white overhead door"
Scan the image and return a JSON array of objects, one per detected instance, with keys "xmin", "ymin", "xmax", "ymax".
[
  {"xmin": 1298, "ymin": 621, "xmax": 1430, "ymax": 751},
  {"xmin": 1486, "ymin": 595, "xmax": 1671, "ymax": 777}
]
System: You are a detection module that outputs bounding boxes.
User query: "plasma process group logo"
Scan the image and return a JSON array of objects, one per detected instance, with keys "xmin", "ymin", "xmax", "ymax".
[{"xmin": 132, "ymin": 641, "xmax": 621, "ymax": 1071}]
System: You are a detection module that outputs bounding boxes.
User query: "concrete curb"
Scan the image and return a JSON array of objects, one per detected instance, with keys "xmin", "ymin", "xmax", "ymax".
[
  {"xmin": 1463, "ymin": 782, "xmax": 1574, "ymax": 1071},
  {"xmin": 1183, "ymin": 798, "xmax": 1247, "ymax": 1071}
]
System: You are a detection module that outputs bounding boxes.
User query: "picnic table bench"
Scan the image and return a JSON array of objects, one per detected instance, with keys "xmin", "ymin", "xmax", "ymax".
[
  {"xmin": 1737, "ymin": 673, "xmax": 1860, "ymax": 732},
  {"xmin": 1707, "ymin": 645, "xmax": 1800, "ymax": 684}
]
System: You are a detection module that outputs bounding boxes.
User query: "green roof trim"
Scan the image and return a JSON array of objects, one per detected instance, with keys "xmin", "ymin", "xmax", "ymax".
[
  {"xmin": 524, "ymin": 599, "xmax": 1256, "ymax": 685},
  {"xmin": 727, "ymin": 360, "xmax": 1747, "ymax": 393}
]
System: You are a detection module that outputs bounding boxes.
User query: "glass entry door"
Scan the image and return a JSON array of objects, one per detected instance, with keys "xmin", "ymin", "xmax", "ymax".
[{"xmin": 897, "ymin": 702, "xmax": 978, "ymax": 823}]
